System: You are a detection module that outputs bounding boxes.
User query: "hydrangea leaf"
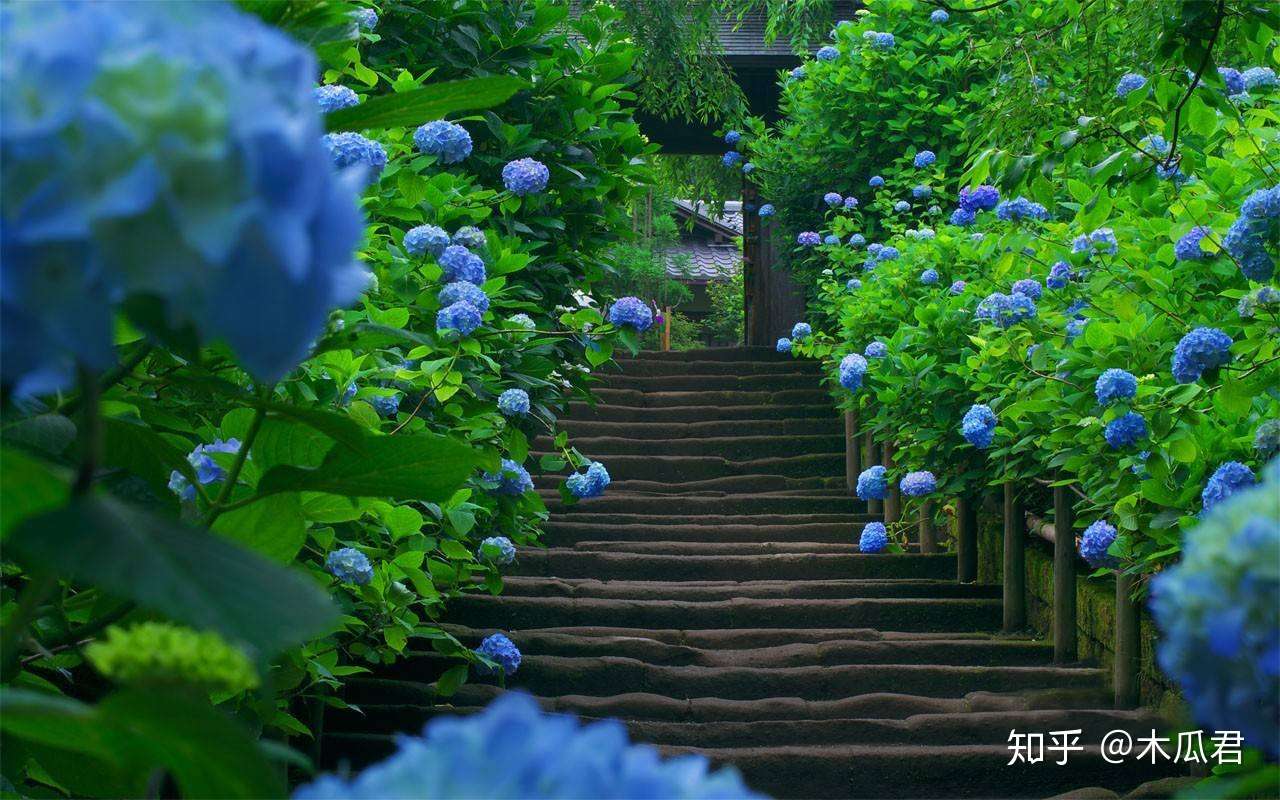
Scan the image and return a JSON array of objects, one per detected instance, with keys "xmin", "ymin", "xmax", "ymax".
[
  {"xmin": 325, "ymin": 76, "xmax": 525, "ymax": 133},
  {"xmin": 101, "ymin": 417, "xmax": 199, "ymax": 494},
  {"xmin": 211, "ymin": 493, "xmax": 307, "ymax": 563},
  {"xmin": 0, "ymin": 449, "xmax": 70, "ymax": 540}
]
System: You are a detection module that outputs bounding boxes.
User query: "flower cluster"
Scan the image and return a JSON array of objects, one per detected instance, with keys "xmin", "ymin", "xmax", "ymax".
[
  {"xmin": 372, "ymin": 393, "xmax": 402, "ymax": 418},
  {"xmin": 485, "ymin": 459, "xmax": 534, "ymax": 496},
  {"xmin": 1011, "ymin": 278, "xmax": 1043, "ymax": 300},
  {"xmin": 959, "ymin": 185, "xmax": 1001, "ymax": 213},
  {"xmin": 1223, "ymin": 186, "xmax": 1278, "ymax": 281},
  {"xmin": 894, "ymin": 200, "xmax": 911, "ymax": 212},
  {"xmin": 1071, "ymin": 227, "xmax": 1118, "ymax": 257},
  {"xmin": 453, "ymin": 224, "xmax": 487, "ymax": 250},
  {"xmin": 439, "ymin": 245, "xmax": 487, "ymax": 285},
  {"xmin": 722, "ymin": 150, "xmax": 743, "ymax": 168},
  {"xmin": 1171, "ymin": 327, "xmax": 1232, "ymax": 384},
  {"xmin": 326, "ymin": 547, "xmax": 374, "ymax": 585},
  {"xmin": 414, "ymin": 120, "xmax": 473, "ymax": 164},
  {"xmin": 798, "ymin": 231, "xmax": 822, "ymax": 246},
  {"xmin": 502, "ymin": 157, "xmax": 550, "ymax": 195},
  {"xmin": 930, "ymin": 9, "xmax": 950, "ymax": 23},
  {"xmin": 913, "ymin": 150, "xmax": 936, "ymax": 168},
  {"xmin": 759, "ymin": 204, "xmax": 776, "ymax": 217},
  {"xmin": 567, "ymin": 461, "xmax": 611, "ymax": 499},
  {"xmin": 792, "ymin": 322, "xmax": 813, "ymax": 340},
  {"xmin": 1104, "ymin": 412, "xmax": 1148, "ymax": 449},
  {"xmin": 776, "ymin": 337, "xmax": 792, "ymax": 353},
  {"xmin": 864, "ymin": 31, "xmax": 895, "ymax": 49},
  {"xmin": 859, "ymin": 522, "xmax": 889, "ymax": 553},
  {"xmin": 498, "ymin": 388, "xmax": 530, "ymax": 417},
  {"xmin": 949, "ymin": 280, "xmax": 967, "ymax": 295},
  {"xmin": 817, "ymin": 45, "xmax": 839, "ymax": 62},
  {"xmin": 824, "ymin": 234, "xmax": 841, "ymax": 245},
  {"xmin": 475, "ymin": 633, "xmax": 522, "ymax": 676},
  {"xmin": 961, "ymin": 404, "xmax": 997, "ymax": 448},
  {"xmin": 315, "ymin": 84, "xmax": 359, "ymax": 113},
  {"xmin": 839, "ymin": 353, "xmax": 868, "ymax": 391},
  {"xmin": 869, "ymin": 175, "xmax": 885, "ymax": 187},
  {"xmin": 168, "ymin": 439, "xmax": 244, "ymax": 502},
  {"xmin": 439, "ymin": 281, "xmax": 490, "ymax": 313},
  {"xmin": 1115, "ymin": 72, "xmax": 1147, "ymax": 97},
  {"xmin": 847, "ymin": 278, "xmax": 863, "ymax": 292},
  {"xmin": 974, "ymin": 293, "xmax": 1036, "ymax": 328},
  {"xmin": 477, "ymin": 536, "xmax": 517, "ymax": 566},
  {"xmin": 324, "ymin": 132, "xmax": 388, "ymax": 178},
  {"xmin": 725, "ymin": 130, "xmax": 742, "ymax": 145},
  {"xmin": 1046, "ymin": 261, "xmax": 1072, "ymax": 289},
  {"xmin": 844, "ymin": 196, "xmax": 860, "ymax": 209},
  {"xmin": 86, "ymin": 622, "xmax": 259, "ymax": 695},
  {"xmin": 1243, "ymin": 66, "xmax": 1277, "ymax": 90},
  {"xmin": 405, "ymin": 224, "xmax": 451, "ymax": 257},
  {"xmin": 856, "ymin": 465, "xmax": 888, "ymax": 500},
  {"xmin": 1201, "ymin": 462, "xmax": 1257, "ymax": 512},
  {"xmin": 608, "ymin": 297, "xmax": 655, "ymax": 332},
  {"xmin": 1174, "ymin": 226, "xmax": 1213, "ymax": 262},
  {"xmin": 899, "ymin": 471, "xmax": 937, "ymax": 497},
  {"xmin": 437, "ymin": 301, "xmax": 483, "ymax": 336},
  {"xmin": 824, "ymin": 191, "xmax": 843, "ymax": 207},
  {"xmin": 995, "ymin": 196, "xmax": 1049, "ymax": 221},
  {"xmin": 1095, "ymin": 368, "xmax": 1137, "ymax": 405},
  {"xmin": 865, "ymin": 341, "xmax": 888, "ymax": 358},
  {"xmin": 1079, "ymin": 520, "xmax": 1119, "ymax": 568}
]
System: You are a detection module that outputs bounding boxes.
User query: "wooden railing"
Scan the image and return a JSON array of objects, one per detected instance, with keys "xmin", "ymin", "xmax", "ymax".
[{"xmin": 844, "ymin": 411, "xmax": 1143, "ymax": 708}]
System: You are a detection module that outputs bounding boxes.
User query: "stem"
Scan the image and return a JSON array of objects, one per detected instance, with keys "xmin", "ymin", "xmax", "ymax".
[
  {"xmin": 57, "ymin": 344, "xmax": 154, "ymax": 416},
  {"xmin": 0, "ymin": 573, "xmax": 59, "ymax": 683},
  {"xmin": 73, "ymin": 365, "xmax": 103, "ymax": 495},
  {"xmin": 204, "ymin": 386, "xmax": 272, "ymax": 526}
]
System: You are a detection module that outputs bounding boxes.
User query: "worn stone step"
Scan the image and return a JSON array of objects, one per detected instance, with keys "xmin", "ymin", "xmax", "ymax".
[
  {"xmin": 599, "ymin": 373, "xmax": 822, "ymax": 392},
  {"xmin": 543, "ymin": 493, "xmax": 861, "ymax": 516},
  {"xmin": 540, "ymin": 475, "xmax": 850, "ymax": 496},
  {"xmin": 535, "ymin": 434, "xmax": 845, "ymax": 459},
  {"xmin": 535, "ymin": 453, "xmax": 845, "ymax": 482},
  {"xmin": 492, "ymin": 578, "xmax": 1000, "ymax": 601},
  {"xmin": 608, "ymin": 358, "xmax": 821, "ymax": 377},
  {"xmin": 446, "ymin": 594, "xmax": 999, "ymax": 631},
  {"xmin": 541, "ymin": 522, "xmax": 866, "ymax": 545},
  {"xmin": 508, "ymin": 549, "xmax": 955, "ymax": 581},
  {"xmin": 565, "ymin": 402, "xmax": 837, "ymax": 423},
  {"xmin": 557, "ymin": 418, "xmax": 842, "ymax": 439},
  {"xmin": 443, "ymin": 625, "xmax": 1013, "ymax": 650},
  {"xmin": 542, "ymin": 512, "xmax": 864, "ymax": 527},
  {"xmin": 619, "ymin": 347, "xmax": 797, "ymax": 363},
  {"xmin": 591, "ymin": 387, "xmax": 831, "ymax": 408},
  {"xmin": 563, "ymin": 539, "xmax": 866, "ymax": 555}
]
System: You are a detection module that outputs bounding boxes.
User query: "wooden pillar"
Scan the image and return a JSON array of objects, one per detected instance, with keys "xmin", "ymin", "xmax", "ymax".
[
  {"xmin": 661, "ymin": 307, "xmax": 671, "ymax": 351},
  {"xmin": 1114, "ymin": 572, "xmax": 1140, "ymax": 708},
  {"xmin": 844, "ymin": 410, "xmax": 861, "ymax": 493},
  {"xmin": 882, "ymin": 442, "xmax": 900, "ymax": 525},
  {"xmin": 956, "ymin": 494, "xmax": 978, "ymax": 583},
  {"xmin": 917, "ymin": 501, "xmax": 938, "ymax": 553},
  {"xmin": 1053, "ymin": 483, "xmax": 1077, "ymax": 662},
  {"xmin": 864, "ymin": 433, "xmax": 882, "ymax": 516},
  {"xmin": 1002, "ymin": 483, "xmax": 1026, "ymax": 632},
  {"xmin": 742, "ymin": 177, "xmax": 761, "ymax": 346}
]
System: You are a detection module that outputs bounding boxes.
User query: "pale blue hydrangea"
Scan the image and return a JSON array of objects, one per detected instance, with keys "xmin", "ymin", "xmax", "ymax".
[
  {"xmin": 961, "ymin": 404, "xmax": 997, "ymax": 449},
  {"xmin": 1139, "ymin": 134, "xmax": 1171, "ymax": 156},
  {"xmin": 1079, "ymin": 520, "xmax": 1119, "ymax": 568},
  {"xmin": 485, "ymin": 459, "xmax": 533, "ymax": 496},
  {"xmin": 838, "ymin": 353, "xmax": 868, "ymax": 391},
  {"xmin": 930, "ymin": 9, "xmax": 949, "ymax": 23},
  {"xmin": 372, "ymin": 393, "xmax": 401, "ymax": 418},
  {"xmin": 869, "ymin": 32, "xmax": 895, "ymax": 49},
  {"xmin": 920, "ymin": 269, "xmax": 939, "ymax": 285},
  {"xmin": 894, "ymin": 200, "xmax": 911, "ymax": 212},
  {"xmin": 475, "ymin": 633, "xmax": 521, "ymax": 676},
  {"xmin": 168, "ymin": 438, "xmax": 244, "ymax": 501},
  {"xmin": 1202, "ymin": 462, "xmax": 1257, "ymax": 512},
  {"xmin": 869, "ymin": 175, "xmax": 885, "ymax": 187},
  {"xmin": 791, "ymin": 322, "xmax": 812, "ymax": 340},
  {"xmin": 949, "ymin": 280, "xmax": 966, "ymax": 295},
  {"xmin": 722, "ymin": 151, "xmax": 743, "ymax": 168},
  {"xmin": 1218, "ymin": 67, "xmax": 1246, "ymax": 96},
  {"xmin": 798, "ymin": 231, "xmax": 822, "ymax": 246},
  {"xmin": 498, "ymin": 388, "xmax": 530, "ymax": 417},
  {"xmin": 351, "ymin": 7, "xmax": 378, "ymax": 30},
  {"xmin": 913, "ymin": 150, "xmax": 936, "ymax": 168},
  {"xmin": 1072, "ymin": 227, "xmax": 1119, "ymax": 257},
  {"xmin": 843, "ymin": 196, "xmax": 860, "ymax": 209},
  {"xmin": 758, "ymin": 204, "xmax": 776, "ymax": 217},
  {"xmin": 725, "ymin": 130, "xmax": 741, "ymax": 145},
  {"xmin": 1095, "ymin": 368, "xmax": 1137, "ymax": 405},
  {"xmin": 975, "ymin": 293, "xmax": 1036, "ymax": 328},
  {"xmin": 405, "ymin": 225, "xmax": 451, "ymax": 258},
  {"xmin": 293, "ymin": 692, "xmax": 762, "ymax": 799},
  {"xmin": 789, "ymin": 66, "xmax": 806, "ymax": 81},
  {"xmin": 1256, "ymin": 420, "xmax": 1280, "ymax": 460},
  {"xmin": 502, "ymin": 158, "xmax": 550, "ymax": 195},
  {"xmin": 1104, "ymin": 411, "xmax": 1148, "ymax": 449},
  {"xmin": 477, "ymin": 536, "xmax": 516, "ymax": 566},
  {"xmin": 776, "ymin": 337, "xmax": 792, "ymax": 353},
  {"xmin": 314, "ymin": 84, "xmax": 359, "ymax": 113},
  {"xmin": 1175, "ymin": 226, "xmax": 1213, "ymax": 261},
  {"xmin": 508, "ymin": 313, "xmax": 536, "ymax": 330},
  {"xmin": 995, "ymin": 197, "xmax": 1049, "ymax": 221},
  {"xmin": 438, "ymin": 281, "xmax": 490, "ymax": 313},
  {"xmin": 824, "ymin": 192, "xmax": 843, "ymax": 207},
  {"xmin": 414, "ymin": 120, "xmax": 472, "ymax": 164},
  {"xmin": 847, "ymin": 278, "xmax": 862, "ymax": 291},
  {"xmin": 1046, "ymin": 261, "xmax": 1072, "ymax": 289},
  {"xmin": 608, "ymin": 297, "xmax": 654, "ymax": 332},
  {"xmin": 878, "ymin": 246, "xmax": 900, "ymax": 261},
  {"xmin": 859, "ymin": 522, "xmax": 889, "ymax": 553},
  {"xmin": 823, "ymin": 234, "xmax": 841, "ymax": 245},
  {"xmin": 1243, "ymin": 66, "xmax": 1278, "ymax": 90},
  {"xmin": 567, "ymin": 461, "xmax": 611, "ymax": 499},
  {"xmin": 912, "ymin": 185, "xmax": 932, "ymax": 199},
  {"xmin": 1066, "ymin": 318, "xmax": 1088, "ymax": 343},
  {"xmin": 1149, "ymin": 461, "xmax": 1279, "ymax": 757},
  {"xmin": 900, "ymin": 471, "xmax": 937, "ymax": 497},
  {"xmin": 1172, "ymin": 327, "xmax": 1232, "ymax": 383},
  {"xmin": 742, "ymin": 162, "xmax": 755, "ymax": 174},
  {"xmin": 436, "ymin": 302, "xmax": 483, "ymax": 336},
  {"xmin": 1223, "ymin": 187, "xmax": 1278, "ymax": 281},
  {"xmin": 1011, "ymin": 279, "xmax": 1043, "ymax": 300},
  {"xmin": 1116, "ymin": 72, "xmax": 1147, "ymax": 97},
  {"xmin": 438, "ymin": 245, "xmax": 486, "ymax": 285},
  {"xmin": 452, "ymin": 226, "xmax": 487, "ymax": 251},
  {"xmin": 1032, "ymin": 75, "xmax": 1049, "ymax": 90},
  {"xmin": 326, "ymin": 547, "xmax": 374, "ymax": 585},
  {"xmin": 816, "ymin": 46, "xmax": 839, "ymax": 61},
  {"xmin": 324, "ymin": 132, "xmax": 387, "ymax": 178},
  {"xmin": 856, "ymin": 465, "xmax": 888, "ymax": 501},
  {"xmin": 867, "ymin": 243, "xmax": 884, "ymax": 257},
  {"xmin": 865, "ymin": 341, "xmax": 888, "ymax": 358},
  {"xmin": 1067, "ymin": 298, "xmax": 1090, "ymax": 318}
]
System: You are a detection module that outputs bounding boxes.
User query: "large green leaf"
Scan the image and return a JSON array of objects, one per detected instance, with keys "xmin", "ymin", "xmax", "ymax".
[
  {"xmin": 0, "ymin": 448, "xmax": 70, "ymax": 539},
  {"xmin": 6, "ymin": 496, "xmax": 336, "ymax": 656},
  {"xmin": 101, "ymin": 417, "xmax": 197, "ymax": 493},
  {"xmin": 325, "ymin": 76, "xmax": 525, "ymax": 132},
  {"xmin": 212, "ymin": 492, "xmax": 307, "ymax": 562},
  {"xmin": 256, "ymin": 432, "xmax": 478, "ymax": 503}
]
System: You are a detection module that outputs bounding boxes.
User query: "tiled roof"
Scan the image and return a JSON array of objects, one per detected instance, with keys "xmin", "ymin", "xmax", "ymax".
[
  {"xmin": 718, "ymin": 3, "xmax": 861, "ymax": 57},
  {"xmin": 666, "ymin": 241, "xmax": 741, "ymax": 281},
  {"xmin": 674, "ymin": 200, "xmax": 743, "ymax": 235}
]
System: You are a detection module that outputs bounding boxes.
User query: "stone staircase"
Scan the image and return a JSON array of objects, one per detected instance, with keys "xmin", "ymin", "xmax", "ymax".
[{"xmin": 321, "ymin": 347, "xmax": 1186, "ymax": 799}]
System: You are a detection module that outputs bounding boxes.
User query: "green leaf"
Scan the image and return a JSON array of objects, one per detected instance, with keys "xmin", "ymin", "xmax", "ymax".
[
  {"xmin": 325, "ymin": 76, "xmax": 525, "ymax": 132},
  {"xmin": 435, "ymin": 664, "xmax": 469, "ymax": 697},
  {"xmin": 0, "ymin": 448, "xmax": 70, "ymax": 540},
  {"xmin": 2, "ymin": 414, "xmax": 77, "ymax": 457},
  {"xmin": 257, "ymin": 432, "xmax": 478, "ymax": 503},
  {"xmin": 211, "ymin": 492, "xmax": 307, "ymax": 562},
  {"xmin": 102, "ymin": 417, "xmax": 196, "ymax": 493},
  {"xmin": 6, "ymin": 496, "xmax": 336, "ymax": 656}
]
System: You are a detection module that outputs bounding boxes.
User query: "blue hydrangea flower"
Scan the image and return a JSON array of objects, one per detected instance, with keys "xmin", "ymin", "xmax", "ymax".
[
  {"xmin": 1172, "ymin": 327, "xmax": 1233, "ymax": 383},
  {"xmin": 168, "ymin": 438, "xmax": 245, "ymax": 501},
  {"xmin": 920, "ymin": 269, "xmax": 939, "ymax": 285},
  {"xmin": 1066, "ymin": 318, "xmax": 1088, "ymax": 344},
  {"xmin": 791, "ymin": 322, "xmax": 812, "ymax": 340},
  {"xmin": 816, "ymin": 46, "xmax": 839, "ymax": 61},
  {"xmin": 865, "ymin": 341, "xmax": 888, "ymax": 358},
  {"xmin": 1218, "ymin": 67, "xmax": 1246, "ymax": 96},
  {"xmin": 1256, "ymin": 420, "xmax": 1280, "ymax": 460},
  {"xmin": 413, "ymin": 120, "xmax": 472, "ymax": 164},
  {"xmin": 856, "ymin": 465, "xmax": 888, "ymax": 501},
  {"xmin": 776, "ymin": 337, "xmax": 792, "ymax": 353},
  {"xmin": 1104, "ymin": 411, "xmax": 1148, "ymax": 449},
  {"xmin": 1175, "ymin": 226, "xmax": 1213, "ymax": 261},
  {"xmin": 477, "ymin": 536, "xmax": 516, "ymax": 566},
  {"xmin": 725, "ymin": 130, "xmax": 741, "ymax": 145},
  {"xmin": 485, "ymin": 459, "xmax": 533, "ymax": 496},
  {"xmin": 930, "ymin": 9, "xmax": 950, "ymax": 23},
  {"xmin": 372, "ymin": 393, "xmax": 401, "ymax": 418},
  {"xmin": 438, "ymin": 245, "xmax": 486, "ymax": 285},
  {"xmin": 797, "ymin": 231, "xmax": 822, "ymax": 246},
  {"xmin": 314, "ymin": 84, "xmax": 359, "ymax": 113},
  {"xmin": 913, "ymin": 150, "xmax": 936, "ymax": 168},
  {"xmin": 1149, "ymin": 462, "xmax": 1279, "ymax": 757},
  {"xmin": 1116, "ymin": 72, "xmax": 1147, "ymax": 97},
  {"xmin": 950, "ymin": 208, "xmax": 976, "ymax": 226},
  {"xmin": 959, "ymin": 185, "xmax": 1000, "ymax": 212},
  {"xmin": 1011, "ymin": 279, "xmax": 1042, "ymax": 300},
  {"xmin": 789, "ymin": 66, "xmax": 806, "ymax": 81},
  {"xmin": 838, "ymin": 353, "xmax": 868, "ymax": 391},
  {"xmin": 741, "ymin": 162, "xmax": 755, "ymax": 174},
  {"xmin": 1066, "ymin": 298, "xmax": 1090, "ymax": 318},
  {"xmin": 502, "ymin": 158, "xmax": 550, "ymax": 195},
  {"xmin": 949, "ymin": 280, "xmax": 966, "ymax": 295},
  {"xmin": 1223, "ymin": 187, "xmax": 1278, "ymax": 281},
  {"xmin": 722, "ymin": 150, "xmax": 743, "ymax": 168},
  {"xmin": 438, "ymin": 282, "xmax": 489, "ymax": 313},
  {"xmin": 878, "ymin": 246, "xmax": 900, "ymax": 261},
  {"xmin": 608, "ymin": 297, "xmax": 654, "ymax": 332},
  {"xmin": 0, "ymin": 1, "xmax": 371, "ymax": 393},
  {"xmin": 1046, "ymin": 261, "xmax": 1072, "ymax": 289},
  {"xmin": 294, "ymin": 692, "xmax": 762, "ymax": 799},
  {"xmin": 843, "ymin": 196, "xmax": 860, "ymax": 209},
  {"xmin": 1243, "ymin": 66, "xmax": 1278, "ymax": 90},
  {"xmin": 351, "ymin": 7, "xmax": 378, "ymax": 30},
  {"xmin": 567, "ymin": 461, "xmax": 611, "ymax": 499},
  {"xmin": 869, "ymin": 175, "xmax": 885, "ymax": 187},
  {"xmin": 847, "ymin": 279, "xmax": 862, "ymax": 292},
  {"xmin": 870, "ymin": 32, "xmax": 895, "ymax": 49},
  {"xmin": 912, "ymin": 185, "xmax": 932, "ymax": 199},
  {"xmin": 849, "ymin": 233, "xmax": 866, "ymax": 246},
  {"xmin": 995, "ymin": 197, "xmax": 1049, "ymax": 221},
  {"xmin": 508, "ymin": 313, "xmax": 536, "ymax": 331},
  {"xmin": 861, "ymin": 259, "xmax": 878, "ymax": 272},
  {"xmin": 859, "ymin": 522, "xmax": 889, "ymax": 553},
  {"xmin": 1095, "ymin": 368, "xmax": 1137, "ymax": 405},
  {"xmin": 900, "ymin": 471, "xmax": 937, "ymax": 497},
  {"xmin": 823, "ymin": 234, "xmax": 841, "ymax": 245},
  {"xmin": 341, "ymin": 383, "xmax": 358, "ymax": 406},
  {"xmin": 894, "ymin": 200, "xmax": 911, "ymax": 213},
  {"xmin": 867, "ymin": 243, "xmax": 884, "ymax": 257},
  {"xmin": 1079, "ymin": 520, "xmax": 1119, "ymax": 568},
  {"xmin": 475, "ymin": 633, "xmax": 521, "ymax": 676},
  {"xmin": 1139, "ymin": 134, "xmax": 1171, "ymax": 156},
  {"xmin": 1032, "ymin": 75, "xmax": 1049, "ymax": 90},
  {"xmin": 1072, "ymin": 227, "xmax": 1119, "ymax": 257},
  {"xmin": 167, "ymin": 470, "xmax": 197, "ymax": 502},
  {"xmin": 405, "ymin": 225, "xmax": 451, "ymax": 258},
  {"xmin": 823, "ymin": 192, "xmax": 843, "ymax": 207},
  {"xmin": 326, "ymin": 547, "xmax": 374, "ymax": 585},
  {"xmin": 324, "ymin": 132, "xmax": 387, "ymax": 178},
  {"xmin": 498, "ymin": 388, "xmax": 530, "ymax": 417},
  {"xmin": 451, "ymin": 226, "xmax": 487, "ymax": 251},
  {"xmin": 962, "ymin": 404, "xmax": 997, "ymax": 449},
  {"xmin": 974, "ymin": 293, "xmax": 1036, "ymax": 328},
  {"xmin": 758, "ymin": 204, "xmax": 775, "ymax": 217},
  {"xmin": 436, "ymin": 302, "xmax": 483, "ymax": 336},
  {"xmin": 1202, "ymin": 462, "xmax": 1257, "ymax": 512}
]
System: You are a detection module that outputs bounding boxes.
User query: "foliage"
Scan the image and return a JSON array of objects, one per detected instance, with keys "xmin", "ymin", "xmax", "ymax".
[{"xmin": 705, "ymin": 271, "xmax": 747, "ymax": 345}]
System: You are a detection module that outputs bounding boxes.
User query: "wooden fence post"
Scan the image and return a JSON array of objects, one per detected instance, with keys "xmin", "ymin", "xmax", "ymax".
[
  {"xmin": 1114, "ymin": 572, "xmax": 1140, "ymax": 708},
  {"xmin": 917, "ymin": 500, "xmax": 938, "ymax": 553},
  {"xmin": 1002, "ymin": 483, "xmax": 1026, "ymax": 632},
  {"xmin": 661, "ymin": 307, "xmax": 671, "ymax": 351},
  {"xmin": 882, "ymin": 442, "xmax": 900, "ymax": 525},
  {"xmin": 1052, "ymin": 482, "xmax": 1078, "ymax": 662},
  {"xmin": 864, "ymin": 433, "xmax": 882, "ymax": 516},
  {"xmin": 956, "ymin": 494, "xmax": 978, "ymax": 583},
  {"xmin": 844, "ymin": 410, "xmax": 861, "ymax": 494}
]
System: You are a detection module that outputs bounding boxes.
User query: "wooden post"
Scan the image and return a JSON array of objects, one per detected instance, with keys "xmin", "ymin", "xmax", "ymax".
[
  {"xmin": 918, "ymin": 500, "xmax": 938, "ymax": 553},
  {"xmin": 864, "ymin": 433, "xmax": 882, "ymax": 516},
  {"xmin": 844, "ymin": 410, "xmax": 861, "ymax": 493},
  {"xmin": 661, "ymin": 307, "xmax": 671, "ymax": 351},
  {"xmin": 1002, "ymin": 483, "xmax": 1026, "ymax": 632},
  {"xmin": 1114, "ymin": 572, "xmax": 1140, "ymax": 708},
  {"xmin": 1053, "ymin": 482, "xmax": 1078, "ymax": 662},
  {"xmin": 882, "ymin": 442, "xmax": 900, "ymax": 525},
  {"xmin": 956, "ymin": 494, "xmax": 978, "ymax": 583}
]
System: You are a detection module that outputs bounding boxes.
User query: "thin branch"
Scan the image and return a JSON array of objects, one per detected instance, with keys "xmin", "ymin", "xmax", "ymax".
[{"xmin": 1163, "ymin": 0, "xmax": 1227, "ymax": 171}]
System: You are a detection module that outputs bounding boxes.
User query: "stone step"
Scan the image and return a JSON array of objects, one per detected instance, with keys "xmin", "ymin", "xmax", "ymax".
[
  {"xmin": 618, "ymin": 347, "xmax": 797, "ymax": 363},
  {"xmin": 610, "ymin": 359, "xmax": 821, "ymax": 377},
  {"xmin": 445, "ymin": 594, "xmax": 999, "ymax": 631},
  {"xmin": 541, "ymin": 522, "xmax": 867, "ymax": 545},
  {"xmin": 556, "ymin": 418, "xmax": 842, "ymax": 439},
  {"xmin": 561, "ymin": 539, "xmax": 869, "ymax": 555},
  {"xmin": 535, "ymin": 434, "xmax": 845, "ymax": 459},
  {"xmin": 543, "ymin": 493, "xmax": 861, "ymax": 516},
  {"xmin": 541, "ymin": 512, "xmax": 865, "ymax": 527},
  {"xmin": 591, "ymin": 387, "xmax": 831, "ymax": 408},
  {"xmin": 491, "ymin": 578, "xmax": 1000, "ymax": 601},
  {"xmin": 508, "ymin": 549, "xmax": 955, "ymax": 581},
  {"xmin": 599, "ymin": 373, "xmax": 822, "ymax": 392},
  {"xmin": 540, "ymin": 475, "xmax": 850, "ymax": 496},
  {"xmin": 534, "ymin": 453, "xmax": 844, "ymax": 482},
  {"xmin": 565, "ymin": 402, "xmax": 837, "ymax": 423}
]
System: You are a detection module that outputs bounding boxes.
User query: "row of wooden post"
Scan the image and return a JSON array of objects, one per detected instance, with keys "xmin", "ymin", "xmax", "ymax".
[{"xmin": 844, "ymin": 410, "xmax": 1141, "ymax": 708}]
